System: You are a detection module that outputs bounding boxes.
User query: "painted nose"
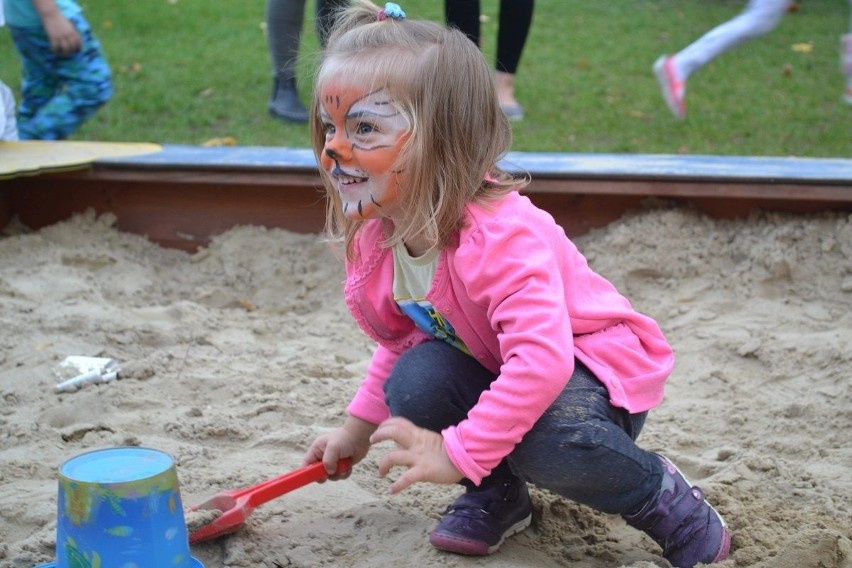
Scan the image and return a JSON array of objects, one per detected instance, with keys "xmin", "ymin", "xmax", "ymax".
[{"xmin": 324, "ymin": 129, "xmax": 351, "ymax": 162}]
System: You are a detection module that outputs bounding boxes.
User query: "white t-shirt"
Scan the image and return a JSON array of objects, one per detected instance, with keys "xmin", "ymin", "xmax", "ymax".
[{"xmin": 392, "ymin": 242, "xmax": 471, "ymax": 354}]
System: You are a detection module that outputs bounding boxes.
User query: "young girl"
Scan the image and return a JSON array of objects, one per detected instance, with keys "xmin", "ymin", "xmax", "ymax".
[{"xmin": 303, "ymin": 2, "xmax": 731, "ymax": 567}]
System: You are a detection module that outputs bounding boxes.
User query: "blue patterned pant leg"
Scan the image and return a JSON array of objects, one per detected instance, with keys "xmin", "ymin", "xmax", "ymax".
[{"xmin": 9, "ymin": 13, "xmax": 113, "ymax": 140}]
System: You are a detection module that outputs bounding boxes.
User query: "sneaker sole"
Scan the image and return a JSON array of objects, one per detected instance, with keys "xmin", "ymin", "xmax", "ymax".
[
  {"xmin": 658, "ymin": 455, "xmax": 732, "ymax": 563},
  {"xmin": 429, "ymin": 513, "xmax": 532, "ymax": 556}
]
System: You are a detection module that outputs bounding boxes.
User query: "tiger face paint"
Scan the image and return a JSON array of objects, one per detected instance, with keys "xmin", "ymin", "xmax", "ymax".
[{"xmin": 319, "ymin": 83, "xmax": 411, "ymax": 221}]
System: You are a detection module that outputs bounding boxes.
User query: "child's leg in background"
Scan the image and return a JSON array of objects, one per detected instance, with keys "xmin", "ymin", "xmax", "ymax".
[
  {"xmin": 674, "ymin": 0, "xmax": 789, "ymax": 80},
  {"xmin": 9, "ymin": 13, "xmax": 112, "ymax": 140},
  {"xmin": 8, "ymin": 25, "xmax": 55, "ymax": 129}
]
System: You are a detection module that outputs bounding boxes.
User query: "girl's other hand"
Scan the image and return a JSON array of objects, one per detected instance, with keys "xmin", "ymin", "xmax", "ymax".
[
  {"xmin": 303, "ymin": 415, "xmax": 376, "ymax": 480},
  {"xmin": 370, "ymin": 416, "xmax": 463, "ymax": 494}
]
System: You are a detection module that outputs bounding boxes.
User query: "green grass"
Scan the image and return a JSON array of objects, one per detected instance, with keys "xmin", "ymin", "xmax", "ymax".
[{"xmin": 1, "ymin": 0, "xmax": 849, "ymax": 156}]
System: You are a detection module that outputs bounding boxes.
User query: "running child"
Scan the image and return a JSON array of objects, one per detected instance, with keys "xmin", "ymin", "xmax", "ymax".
[{"xmin": 3, "ymin": 0, "xmax": 112, "ymax": 139}]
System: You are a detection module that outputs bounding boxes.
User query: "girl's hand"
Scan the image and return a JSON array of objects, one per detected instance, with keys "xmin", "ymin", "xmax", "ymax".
[
  {"xmin": 303, "ymin": 416, "xmax": 376, "ymax": 480},
  {"xmin": 370, "ymin": 416, "xmax": 464, "ymax": 494}
]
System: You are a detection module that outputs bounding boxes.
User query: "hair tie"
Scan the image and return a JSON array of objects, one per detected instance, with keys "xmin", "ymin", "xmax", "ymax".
[{"xmin": 378, "ymin": 2, "xmax": 406, "ymax": 21}]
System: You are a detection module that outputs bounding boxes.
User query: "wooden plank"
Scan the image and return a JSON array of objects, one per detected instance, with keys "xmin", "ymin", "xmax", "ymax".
[
  {"xmin": 2, "ymin": 145, "xmax": 850, "ymax": 251},
  {"xmin": 502, "ymin": 152, "xmax": 852, "ymax": 184},
  {"xmin": 3, "ymin": 173, "xmax": 327, "ymax": 251},
  {"xmin": 92, "ymin": 145, "xmax": 852, "ymax": 185}
]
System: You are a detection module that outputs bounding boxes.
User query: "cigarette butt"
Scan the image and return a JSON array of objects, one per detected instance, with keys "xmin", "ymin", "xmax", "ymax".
[{"xmin": 55, "ymin": 371, "xmax": 105, "ymax": 393}]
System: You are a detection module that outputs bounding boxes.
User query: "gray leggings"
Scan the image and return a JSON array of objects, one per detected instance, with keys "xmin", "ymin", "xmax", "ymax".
[
  {"xmin": 384, "ymin": 340, "xmax": 664, "ymax": 515},
  {"xmin": 265, "ymin": 0, "xmax": 346, "ymax": 79}
]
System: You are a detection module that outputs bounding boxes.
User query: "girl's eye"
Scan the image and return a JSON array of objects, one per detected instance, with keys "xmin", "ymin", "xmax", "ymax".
[
  {"xmin": 355, "ymin": 122, "xmax": 377, "ymax": 136},
  {"xmin": 322, "ymin": 123, "xmax": 336, "ymax": 138}
]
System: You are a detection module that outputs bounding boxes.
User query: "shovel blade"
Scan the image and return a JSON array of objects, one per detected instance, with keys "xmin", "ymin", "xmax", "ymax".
[{"xmin": 188, "ymin": 498, "xmax": 253, "ymax": 544}]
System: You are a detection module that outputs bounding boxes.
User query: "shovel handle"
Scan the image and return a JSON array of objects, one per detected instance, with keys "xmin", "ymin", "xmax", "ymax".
[{"xmin": 243, "ymin": 459, "xmax": 352, "ymax": 509}]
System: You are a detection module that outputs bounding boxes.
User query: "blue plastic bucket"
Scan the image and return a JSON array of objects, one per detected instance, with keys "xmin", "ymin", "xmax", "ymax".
[{"xmin": 38, "ymin": 447, "xmax": 203, "ymax": 568}]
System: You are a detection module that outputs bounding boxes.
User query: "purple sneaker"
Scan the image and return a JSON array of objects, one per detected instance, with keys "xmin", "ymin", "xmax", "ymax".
[
  {"xmin": 624, "ymin": 455, "xmax": 732, "ymax": 568},
  {"xmin": 428, "ymin": 477, "xmax": 532, "ymax": 556}
]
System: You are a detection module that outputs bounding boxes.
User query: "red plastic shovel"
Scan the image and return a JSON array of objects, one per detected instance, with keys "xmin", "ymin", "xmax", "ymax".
[{"xmin": 188, "ymin": 459, "xmax": 352, "ymax": 544}]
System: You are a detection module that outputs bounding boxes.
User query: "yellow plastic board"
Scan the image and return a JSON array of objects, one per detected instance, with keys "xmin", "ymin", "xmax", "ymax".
[{"xmin": 0, "ymin": 140, "xmax": 162, "ymax": 179}]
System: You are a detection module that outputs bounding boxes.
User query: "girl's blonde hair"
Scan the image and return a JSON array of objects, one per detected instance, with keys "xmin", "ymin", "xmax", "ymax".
[{"xmin": 310, "ymin": 0, "xmax": 528, "ymax": 258}]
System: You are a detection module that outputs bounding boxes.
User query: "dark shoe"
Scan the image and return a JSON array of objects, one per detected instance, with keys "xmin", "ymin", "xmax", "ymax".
[
  {"xmin": 268, "ymin": 77, "xmax": 309, "ymax": 123},
  {"xmin": 428, "ymin": 476, "xmax": 532, "ymax": 556},
  {"xmin": 623, "ymin": 454, "xmax": 731, "ymax": 568}
]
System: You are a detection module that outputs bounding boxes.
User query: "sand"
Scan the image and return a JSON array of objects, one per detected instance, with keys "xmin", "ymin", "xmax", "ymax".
[{"xmin": 0, "ymin": 204, "xmax": 850, "ymax": 568}]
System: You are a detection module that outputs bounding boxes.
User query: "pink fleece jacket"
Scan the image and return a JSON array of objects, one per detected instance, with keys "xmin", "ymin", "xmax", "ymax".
[{"xmin": 344, "ymin": 191, "xmax": 674, "ymax": 485}]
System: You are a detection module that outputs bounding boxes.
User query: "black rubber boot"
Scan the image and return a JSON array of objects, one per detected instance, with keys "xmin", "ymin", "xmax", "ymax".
[{"xmin": 268, "ymin": 76, "xmax": 309, "ymax": 123}]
